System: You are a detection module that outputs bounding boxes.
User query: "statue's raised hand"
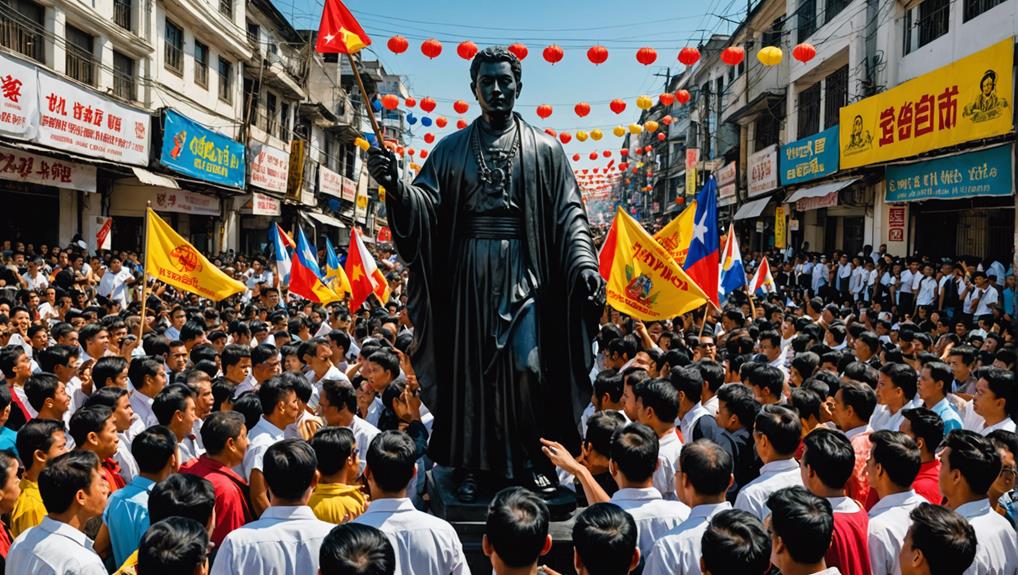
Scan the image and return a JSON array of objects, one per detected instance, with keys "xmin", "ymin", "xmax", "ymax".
[
  {"xmin": 366, "ymin": 146, "xmax": 398, "ymax": 192},
  {"xmin": 578, "ymin": 268, "xmax": 606, "ymax": 321}
]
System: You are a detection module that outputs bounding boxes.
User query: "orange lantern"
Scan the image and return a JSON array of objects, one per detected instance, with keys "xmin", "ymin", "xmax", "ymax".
[
  {"xmin": 508, "ymin": 43, "xmax": 529, "ymax": 61},
  {"xmin": 543, "ymin": 44, "xmax": 564, "ymax": 64},
  {"xmin": 536, "ymin": 104, "xmax": 553, "ymax": 119},
  {"xmin": 457, "ymin": 40, "xmax": 478, "ymax": 60},
  {"xmin": 675, "ymin": 89, "xmax": 691, "ymax": 104},
  {"xmin": 636, "ymin": 47, "xmax": 657, "ymax": 65},
  {"xmin": 453, "ymin": 100, "xmax": 469, "ymax": 114},
  {"xmin": 721, "ymin": 46, "xmax": 745, "ymax": 66},
  {"xmin": 678, "ymin": 47, "xmax": 700, "ymax": 66},
  {"xmin": 380, "ymin": 94, "xmax": 399, "ymax": 110},
  {"xmin": 661, "ymin": 115, "xmax": 673, "ymax": 126},
  {"xmin": 659, "ymin": 93, "xmax": 675, "ymax": 106},
  {"xmin": 456, "ymin": 119, "xmax": 468, "ymax": 129},
  {"xmin": 420, "ymin": 97, "xmax": 437, "ymax": 113},
  {"xmin": 574, "ymin": 102, "xmax": 591, "ymax": 117},
  {"xmin": 587, "ymin": 45, "xmax": 609, "ymax": 65},
  {"xmin": 387, "ymin": 35, "xmax": 408, "ymax": 54},
  {"xmin": 421, "ymin": 38, "xmax": 443, "ymax": 59},
  {"xmin": 793, "ymin": 42, "xmax": 817, "ymax": 63},
  {"xmin": 609, "ymin": 99, "xmax": 627, "ymax": 114},
  {"xmin": 435, "ymin": 116, "xmax": 448, "ymax": 128}
]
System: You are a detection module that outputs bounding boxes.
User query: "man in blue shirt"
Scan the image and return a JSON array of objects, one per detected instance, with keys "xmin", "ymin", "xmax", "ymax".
[
  {"xmin": 0, "ymin": 385, "xmax": 19, "ymax": 456},
  {"xmin": 918, "ymin": 362, "xmax": 963, "ymax": 434},
  {"xmin": 101, "ymin": 425, "xmax": 178, "ymax": 566}
]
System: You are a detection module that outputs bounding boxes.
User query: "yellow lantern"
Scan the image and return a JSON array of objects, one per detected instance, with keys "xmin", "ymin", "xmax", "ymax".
[
  {"xmin": 354, "ymin": 137, "xmax": 370, "ymax": 151},
  {"xmin": 628, "ymin": 123, "xmax": 643, "ymax": 134},
  {"xmin": 613, "ymin": 125, "xmax": 626, "ymax": 137},
  {"xmin": 644, "ymin": 120, "xmax": 659, "ymax": 133},
  {"xmin": 757, "ymin": 46, "xmax": 783, "ymax": 66},
  {"xmin": 576, "ymin": 130, "xmax": 589, "ymax": 142},
  {"xmin": 591, "ymin": 128, "xmax": 604, "ymax": 141},
  {"xmin": 378, "ymin": 185, "xmax": 387, "ymax": 201},
  {"xmin": 636, "ymin": 95, "xmax": 653, "ymax": 110}
]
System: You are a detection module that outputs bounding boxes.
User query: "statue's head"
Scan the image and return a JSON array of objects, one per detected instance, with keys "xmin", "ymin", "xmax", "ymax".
[{"xmin": 470, "ymin": 46, "xmax": 523, "ymax": 117}]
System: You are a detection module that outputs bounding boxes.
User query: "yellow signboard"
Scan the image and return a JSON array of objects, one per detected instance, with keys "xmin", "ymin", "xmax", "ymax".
[
  {"xmin": 839, "ymin": 39, "xmax": 1013, "ymax": 169},
  {"xmin": 774, "ymin": 205, "xmax": 786, "ymax": 250}
]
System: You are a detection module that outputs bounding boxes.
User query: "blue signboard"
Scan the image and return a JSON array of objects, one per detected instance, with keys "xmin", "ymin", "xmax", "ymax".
[
  {"xmin": 159, "ymin": 109, "xmax": 245, "ymax": 189},
  {"xmin": 885, "ymin": 145, "xmax": 1013, "ymax": 202},
  {"xmin": 780, "ymin": 126, "xmax": 839, "ymax": 185}
]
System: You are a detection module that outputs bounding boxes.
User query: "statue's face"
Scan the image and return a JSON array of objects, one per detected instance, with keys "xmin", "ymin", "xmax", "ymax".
[{"xmin": 472, "ymin": 60, "xmax": 520, "ymax": 116}]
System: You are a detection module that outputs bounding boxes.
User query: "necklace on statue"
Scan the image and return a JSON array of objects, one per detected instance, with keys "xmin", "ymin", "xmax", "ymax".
[{"xmin": 472, "ymin": 119, "xmax": 520, "ymax": 204}]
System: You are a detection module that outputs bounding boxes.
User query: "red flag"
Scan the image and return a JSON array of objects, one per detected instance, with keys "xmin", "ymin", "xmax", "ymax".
[
  {"xmin": 315, "ymin": 0, "xmax": 371, "ymax": 54},
  {"xmin": 345, "ymin": 228, "xmax": 376, "ymax": 312}
]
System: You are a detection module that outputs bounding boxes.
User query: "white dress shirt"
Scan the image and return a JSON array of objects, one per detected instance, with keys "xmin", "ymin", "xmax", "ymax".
[
  {"xmin": 869, "ymin": 404, "xmax": 909, "ymax": 433},
  {"xmin": 211, "ymin": 505, "xmax": 333, "ymax": 575},
  {"xmin": 129, "ymin": 390, "xmax": 158, "ymax": 429},
  {"xmin": 701, "ymin": 395, "xmax": 719, "ymax": 416},
  {"xmin": 844, "ymin": 424, "xmax": 871, "ymax": 441},
  {"xmin": 346, "ymin": 415, "xmax": 380, "ymax": 473},
  {"xmin": 654, "ymin": 430, "xmax": 683, "ymax": 500},
  {"xmin": 610, "ymin": 487, "xmax": 690, "ymax": 560},
  {"xmin": 353, "ymin": 498, "xmax": 468, "ymax": 575},
  {"xmin": 241, "ymin": 416, "xmax": 286, "ymax": 480},
  {"xmin": 232, "ymin": 373, "xmax": 258, "ymax": 399},
  {"xmin": 113, "ymin": 432, "xmax": 139, "ymax": 483},
  {"xmin": 955, "ymin": 499, "xmax": 1018, "ymax": 575},
  {"xmin": 679, "ymin": 403, "xmax": 709, "ymax": 445},
  {"xmin": 177, "ymin": 433, "xmax": 205, "ymax": 464},
  {"xmin": 305, "ymin": 365, "xmax": 350, "ymax": 411},
  {"xmin": 7, "ymin": 516, "xmax": 107, "ymax": 575},
  {"xmin": 642, "ymin": 501, "xmax": 733, "ymax": 575},
  {"xmin": 916, "ymin": 276, "xmax": 937, "ymax": 306},
  {"xmin": 734, "ymin": 458, "xmax": 803, "ymax": 520},
  {"xmin": 977, "ymin": 417, "xmax": 1016, "ymax": 436},
  {"xmin": 867, "ymin": 490, "xmax": 926, "ymax": 575}
]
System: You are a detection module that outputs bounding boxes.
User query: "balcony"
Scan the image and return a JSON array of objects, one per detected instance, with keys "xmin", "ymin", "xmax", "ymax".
[
  {"xmin": 0, "ymin": 4, "xmax": 44, "ymax": 63},
  {"xmin": 66, "ymin": 49, "xmax": 97, "ymax": 86},
  {"xmin": 113, "ymin": 0, "xmax": 131, "ymax": 31}
]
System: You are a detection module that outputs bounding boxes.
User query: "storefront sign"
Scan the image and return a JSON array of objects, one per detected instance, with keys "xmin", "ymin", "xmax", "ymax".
[
  {"xmin": 250, "ymin": 142, "xmax": 290, "ymax": 193},
  {"xmin": 796, "ymin": 191, "xmax": 839, "ymax": 211},
  {"xmin": 884, "ymin": 144, "xmax": 1013, "ymax": 202},
  {"xmin": 0, "ymin": 146, "xmax": 96, "ymax": 192},
  {"xmin": 840, "ymin": 39, "xmax": 1013, "ymax": 169},
  {"xmin": 159, "ymin": 109, "xmax": 244, "ymax": 188},
  {"xmin": 780, "ymin": 126, "xmax": 839, "ymax": 185},
  {"xmin": 0, "ymin": 52, "xmax": 38, "ymax": 140},
  {"xmin": 887, "ymin": 205, "xmax": 907, "ymax": 242},
  {"xmin": 37, "ymin": 69, "xmax": 149, "ymax": 165},
  {"xmin": 342, "ymin": 177, "xmax": 357, "ymax": 202},
  {"xmin": 286, "ymin": 140, "xmax": 305, "ymax": 199},
  {"xmin": 318, "ymin": 165, "xmax": 346, "ymax": 199},
  {"xmin": 748, "ymin": 144, "xmax": 778, "ymax": 197},
  {"xmin": 149, "ymin": 189, "xmax": 220, "ymax": 216},
  {"xmin": 241, "ymin": 192, "xmax": 280, "ymax": 216},
  {"xmin": 685, "ymin": 148, "xmax": 699, "ymax": 195},
  {"xmin": 716, "ymin": 161, "xmax": 737, "ymax": 203},
  {"xmin": 774, "ymin": 205, "xmax": 786, "ymax": 249}
]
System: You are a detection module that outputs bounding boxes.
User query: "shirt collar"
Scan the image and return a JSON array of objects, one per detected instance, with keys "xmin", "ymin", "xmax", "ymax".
[
  {"xmin": 687, "ymin": 501, "xmax": 732, "ymax": 521},
  {"xmin": 659, "ymin": 430, "xmax": 680, "ymax": 447},
  {"xmin": 954, "ymin": 499, "xmax": 991, "ymax": 519},
  {"xmin": 826, "ymin": 496, "xmax": 860, "ymax": 513},
  {"xmin": 38, "ymin": 516, "xmax": 95, "ymax": 550},
  {"xmin": 129, "ymin": 476, "xmax": 156, "ymax": 491},
  {"xmin": 364, "ymin": 497, "xmax": 416, "ymax": 514},
  {"xmin": 681, "ymin": 403, "xmax": 708, "ymax": 426},
  {"xmin": 844, "ymin": 424, "xmax": 870, "ymax": 440},
  {"xmin": 256, "ymin": 416, "xmax": 286, "ymax": 436},
  {"xmin": 259, "ymin": 505, "xmax": 319, "ymax": 521},
  {"xmin": 611, "ymin": 487, "xmax": 663, "ymax": 503},
  {"xmin": 869, "ymin": 490, "xmax": 922, "ymax": 514},
  {"xmin": 760, "ymin": 458, "xmax": 799, "ymax": 475}
]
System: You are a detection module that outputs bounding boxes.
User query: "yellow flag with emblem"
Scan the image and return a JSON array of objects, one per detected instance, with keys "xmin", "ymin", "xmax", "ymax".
[
  {"xmin": 145, "ymin": 208, "xmax": 245, "ymax": 301},
  {"xmin": 653, "ymin": 200, "xmax": 697, "ymax": 266}
]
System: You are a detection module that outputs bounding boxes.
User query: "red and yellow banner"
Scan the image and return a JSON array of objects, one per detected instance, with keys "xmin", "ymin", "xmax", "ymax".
[{"xmin": 145, "ymin": 209, "xmax": 245, "ymax": 301}]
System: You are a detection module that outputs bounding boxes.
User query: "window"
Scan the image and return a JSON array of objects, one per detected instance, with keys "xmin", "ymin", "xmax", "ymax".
[
  {"xmin": 265, "ymin": 92, "xmax": 277, "ymax": 134},
  {"xmin": 65, "ymin": 24, "xmax": 95, "ymax": 86},
  {"xmin": 797, "ymin": 0, "xmax": 817, "ymax": 42},
  {"xmin": 164, "ymin": 19, "xmax": 183, "ymax": 74},
  {"xmin": 823, "ymin": 65, "xmax": 848, "ymax": 128},
  {"xmin": 762, "ymin": 18, "xmax": 783, "ymax": 48},
  {"xmin": 824, "ymin": 0, "xmax": 850, "ymax": 24},
  {"xmin": 246, "ymin": 21, "xmax": 259, "ymax": 45},
  {"xmin": 755, "ymin": 113, "xmax": 780, "ymax": 149},
  {"xmin": 797, "ymin": 82, "xmax": 821, "ymax": 138},
  {"xmin": 963, "ymin": 0, "xmax": 1004, "ymax": 21},
  {"xmin": 1, "ymin": 0, "xmax": 45, "ymax": 63},
  {"xmin": 243, "ymin": 78, "xmax": 259, "ymax": 123},
  {"xmin": 219, "ymin": 0, "xmax": 231, "ymax": 18},
  {"xmin": 113, "ymin": 0, "xmax": 131, "ymax": 31},
  {"xmin": 217, "ymin": 57, "xmax": 232, "ymax": 103},
  {"xmin": 903, "ymin": 0, "xmax": 950, "ymax": 54},
  {"xmin": 279, "ymin": 102, "xmax": 290, "ymax": 141},
  {"xmin": 194, "ymin": 40, "xmax": 208, "ymax": 88},
  {"xmin": 113, "ymin": 51, "xmax": 135, "ymax": 100}
]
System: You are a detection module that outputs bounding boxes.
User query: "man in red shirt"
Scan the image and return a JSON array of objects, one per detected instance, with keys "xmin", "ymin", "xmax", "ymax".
[
  {"xmin": 900, "ymin": 408, "xmax": 945, "ymax": 504},
  {"xmin": 831, "ymin": 381, "xmax": 876, "ymax": 505},
  {"xmin": 801, "ymin": 428, "xmax": 871, "ymax": 575},
  {"xmin": 69, "ymin": 405, "xmax": 126, "ymax": 491},
  {"xmin": 181, "ymin": 411, "xmax": 253, "ymax": 546}
]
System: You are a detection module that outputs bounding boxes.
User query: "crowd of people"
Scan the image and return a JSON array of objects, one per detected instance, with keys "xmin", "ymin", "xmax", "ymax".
[{"xmin": 0, "ymin": 233, "xmax": 1012, "ymax": 575}]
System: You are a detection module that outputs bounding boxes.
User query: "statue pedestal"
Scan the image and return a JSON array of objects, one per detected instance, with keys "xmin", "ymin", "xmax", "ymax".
[{"xmin": 427, "ymin": 466, "xmax": 580, "ymax": 574}]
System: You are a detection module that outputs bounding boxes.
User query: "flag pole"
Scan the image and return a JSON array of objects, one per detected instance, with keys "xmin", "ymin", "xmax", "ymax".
[
  {"xmin": 745, "ymin": 286, "xmax": 757, "ymax": 319},
  {"xmin": 137, "ymin": 202, "xmax": 151, "ymax": 342},
  {"xmin": 344, "ymin": 52, "xmax": 385, "ymax": 146},
  {"xmin": 698, "ymin": 305, "xmax": 709, "ymax": 337}
]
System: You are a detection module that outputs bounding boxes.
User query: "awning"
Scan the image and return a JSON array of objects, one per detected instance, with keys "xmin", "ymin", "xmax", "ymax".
[
  {"xmin": 733, "ymin": 196, "xmax": 773, "ymax": 221},
  {"xmin": 305, "ymin": 211, "xmax": 346, "ymax": 229},
  {"xmin": 784, "ymin": 178, "xmax": 859, "ymax": 204},
  {"xmin": 132, "ymin": 167, "xmax": 180, "ymax": 189}
]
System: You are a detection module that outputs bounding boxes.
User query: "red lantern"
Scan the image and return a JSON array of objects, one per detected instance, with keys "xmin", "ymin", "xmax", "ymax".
[
  {"xmin": 453, "ymin": 100, "xmax": 469, "ymax": 114},
  {"xmin": 582, "ymin": 169, "xmax": 589, "ymax": 174},
  {"xmin": 602, "ymin": 150, "xmax": 611, "ymax": 158},
  {"xmin": 420, "ymin": 150, "xmax": 428, "ymax": 159},
  {"xmin": 435, "ymin": 116, "xmax": 448, "ymax": 128},
  {"xmin": 792, "ymin": 42, "xmax": 817, "ymax": 63},
  {"xmin": 396, "ymin": 146, "xmax": 404, "ymax": 155},
  {"xmin": 536, "ymin": 104, "xmax": 553, "ymax": 119},
  {"xmin": 619, "ymin": 163, "xmax": 629, "ymax": 171},
  {"xmin": 636, "ymin": 47, "xmax": 657, "ymax": 65},
  {"xmin": 675, "ymin": 89, "xmax": 691, "ymax": 104},
  {"xmin": 420, "ymin": 97, "xmax": 437, "ymax": 113},
  {"xmin": 721, "ymin": 46, "xmax": 745, "ymax": 66},
  {"xmin": 380, "ymin": 94, "xmax": 399, "ymax": 110},
  {"xmin": 593, "ymin": 168, "xmax": 599, "ymax": 174},
  {"xmin": 574, "ymin": 102, "xmax": 591, "ymax": 117},
  {"xmin": 659, "ymin": 93, "xmax": 675, "ymax": 106},
  {"xmin": 657, "ymin": 133, "xmax": 666, "ymax": 141},
  {"xmin": 589, "ymin": 152, "xmax": 598, "ymax": 160},
  {"xmin": 424, "ymin": 133, "xmax": 435, "ymax": 144},
  {"xmin": 543, "ymin": 44, "xmax": 564, "ymax": 64},
  {"xmin": 508, "ymin": 43, "xmax": 529, "ymax": 61},
  {"xmin": 421, "ymin": 38, "xmax": 443, "ymax": 59},
  {"xmin": 644, "ymin": 145, "xmax": 653, "ymax": 153},
  {"xmin": 609, "ymin": 99, "xmax": 627, "ymax": 114},
  {"xmin": 404, "ymin": 97, "xmax": 416, "ymax": 108},
  {"xmin": 407, "ymin": 148, "xmax": 415, "ymax": 156},
  {"xmin": 620, "ymin": 149, "xmax": 629, "ymax": 157},
  {"xmin": 457, "ymin": 40, "xmax": 478, "ymax": 60},
  {"xmin": 587, "ymin": 45, "xmax": 608, "ymax": 65},
  {"xmin": 387, "ymin": 35, "xmax": 409, "ymax": 54},
  {"xmin": 572, "ymin": 153, "xmax": 580, "ymax": 161},
  {"xmin": 544, "ymin": 128, "xmax": 557, "ymax": 137},
  {"xmin": 456, "ymin": 119, "xmax": 468, "ymax": 129},
  {"xmin": 677, "ymin": 47, "xmax": 700, "ymax": 66},
  {"xmin": 559, "ymin": 132, "xmax": 572, "ymax": 144}
]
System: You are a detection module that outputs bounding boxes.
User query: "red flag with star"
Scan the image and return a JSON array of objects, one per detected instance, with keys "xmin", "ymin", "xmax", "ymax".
[
  {"xmin": 345, "ymin": 227, "xmax": 377, "ymax": 312},
  {"xmin": 314, "ymin": 0, "xmax": 371, "ymax": 54}
]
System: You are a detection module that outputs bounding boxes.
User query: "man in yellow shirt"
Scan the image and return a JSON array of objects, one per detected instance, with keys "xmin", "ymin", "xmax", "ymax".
[
  {"xmin": 308, "ymin": 427, "xmax": 367, "ymax": 523},
  {"xmin": 11, "ymin": 419, "xmax": 68, "ymax": 537}
]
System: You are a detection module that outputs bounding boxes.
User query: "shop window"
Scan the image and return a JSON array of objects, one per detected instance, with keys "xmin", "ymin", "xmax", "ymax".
[
  {"xmin": 903, "ymin": 0, "xmax": 950, "ymax": 55},
  {"xmin": 797, "ymin": 82, "xmax": 821, "ymax": 138},
  {"xmin": 218, "ymin": 57, "xmax": 232, "ymax": 103},
  {"xmin": 65, "ymin": 24, "xmax": 96, "ymax": 86},
  {"xmin": 0, "ymin": 0, "xmax": 44, "ymax": 63},
  {"xmin": 164, "ymin": 19, "xmax": 183, "ymax": 74},
  {"xmin": 194, "ymin": 40, "xmax": 209, "ymax": 88},
  {"xmin": 824, "ymin": 0, "xmax": 851, "ymax": 24},
  {"xmin": 112, "ymin": 51, "xmax": 135, "ymax": 100},
  {"xmin": 797, "ymin": 0, "xmax": 817, "ymax": 42},
  {"xmin": 823, "ymin": 65, "xmax": 848, "ymax": 129},
  {"xmin": 963, "ymin": 0, "xmax": 1004, "ymax": 21}
]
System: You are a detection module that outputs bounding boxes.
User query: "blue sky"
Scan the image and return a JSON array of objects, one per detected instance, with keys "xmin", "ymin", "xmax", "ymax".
[{"xmin": 282, "ymin": 0, "xmax": 747, "ymax": 171}]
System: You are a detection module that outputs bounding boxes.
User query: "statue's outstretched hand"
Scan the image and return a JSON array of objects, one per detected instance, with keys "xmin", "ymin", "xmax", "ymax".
[
  {"xmin": 366, "ymin": 146, "xmax": 398, "ymax": 192},
  {"xmin": 579, "ymin": 268, "xmax": 606, "ymax": 319}
]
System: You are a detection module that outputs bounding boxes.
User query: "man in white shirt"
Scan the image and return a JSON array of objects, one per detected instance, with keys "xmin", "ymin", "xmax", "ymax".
[
  {"xmin": 634, "ymin": 379, "xmax": 683, "ymax": 500},
  {"xmin": 914, "ymin": 264, "xmax": 938, "ymax": 313},
  {"xmin": 811, "ymin": 257, "xmax": 830, "ymax": 295},
  {"xmin": 483, "ymin": 487, "xmax": 554, "ymax": 575},
  {"xmin": 128, "ymin": 357, "xmax": 167, "ymax": 429},
  {"xmin": 938, "ymin": 430, "xmax": 1018, "ymax": 575},
  {"xmin": 699, "ymin": 508, "xmax": 771, "ymax": 574},
  {"xmin": 674, "ymin": 367, "xmax": 709, "ymax": 442},
  {"xmin": 962, "ymin": 272, "xmax": 999, "ymax": 320},
  {"xmin": 354, "ymin": 430, "xmax": 468, "ymax": 575},
  {"xmin": 765, "ymin": 487, "xmax": 839, "ymax": 575},
  {"xmin": 569, "ymin": 504, "xmax": 641, "ymax": 575},
  {"xmin": 212, "ymin": 439, "xmax": 334, "ymax": 575},
  {"xmin": 899, "ymin": 503, "xmax": 978, "ymax": 575},
  {"xmin": 734, "ymin": 405, "xmax": 803, "ymax": 520},
  {"xmin": 20, "ymin": 258, "xmax": 48, "ymax": 291},
  {"xmin": 899, "ymin": 260, "xmax": 917, "ymax": 313},
  {"xmin": 7, "ymin": 451, "xmax": 109, "ymax": 575},
  {"xmin": 643, "ymin": 440, "xmax": 734, "ymax": 575},
  {"xmin": 758, "ymin": 331, "xmax": 789, "ymax": 381},
  {"xmin": 871, "ymin": 364, "xmax": 919, "ymax": 433},
  {"xmin": 243, "ymin": 375, "xmax": 300, "ymax": 517},
  {"xmin": 303, "ymin": 337, "xmax": 350, "ymax": 411},
  {"xmin": 971, "ymin": 367, "xmax": 1016, "ymax": 435},
  {"xmin": 867, "ymin": 430, "xmax": 927, "ymax": 575},
  {"xmin": 606, "ymin": 424, "xmax": 689, "ymax": 561},
  {"xmin": 96, "ymin": 256, "xmax": 135, "ymax": 308},
  {"xmin": 851, "ymin": 257, "xmax": 868, "ymax": 302}
]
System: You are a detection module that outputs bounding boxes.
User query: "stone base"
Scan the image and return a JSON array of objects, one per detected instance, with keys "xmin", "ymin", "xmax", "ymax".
[{"xmin": 427, "ymin": 466, "xmax": 580, "ymax": 574}]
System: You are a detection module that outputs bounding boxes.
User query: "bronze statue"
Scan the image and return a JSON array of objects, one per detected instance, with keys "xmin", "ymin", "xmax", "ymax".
[{"xmin": 366, "ymin": 46, "xmax": 605, "ymax": 501}]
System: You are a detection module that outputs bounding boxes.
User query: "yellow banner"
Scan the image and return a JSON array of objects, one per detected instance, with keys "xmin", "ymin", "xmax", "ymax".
[
  {"xmin": 840, "ymin": 39, "xmax": 1013, "ymax": 168},
  {"xmin": 653, "ymin": 200, "xmax": 697, "ymax": 266},
  {"xmin": 774, "ymin": 205, "xmax": 786, "ymax": 249},
  {"xmin": 599, "ymin": 208, "xmax": 709, "ymax": 321},
  {"xmin": 145, "ymin": 209, "xmax": 245, "ymax": 301}
]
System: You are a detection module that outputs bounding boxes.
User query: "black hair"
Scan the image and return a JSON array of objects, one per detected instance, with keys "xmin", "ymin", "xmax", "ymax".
[
  {"xmin": 211, "ymin": 378, "xmax": 237, "ymax": 413},
  {"xmin": 142, "ymin": 334, "xmax": 170, "ymax": 357},
  {"xmin": 669, "ymin": 365, "xmax": 703, "ymax": 405},
  {"xmin": 148, "ymin": 474, "xmax": 216, "ymax": 524},
  {"xmin": 221, "ymin": 343, "xmax": 252, "ymax": 369},
  {"xmin": 0, "ymin": 384, "xmax": 10, "ymax": 412},
  {"xmin": 856, "ymin": 331, "xmax": 879, "ymax": 353},
  {"xmin": 232, "ymin": 392, "xmax": 264, "ymax": 433},
  {"xmin": 137, "ymin": 517, "xmax": 210, "ymax": 575},
  {"xmin": 608, "ymin": 336, "xmax": 639, "ymax": 362},
  {"xmin": 801, "ymin": 428, "xmax": 855, "ymax": 489},
  {"xmin": 263, "ymin": 438, "xmax": 318, "ymax": 500},
  {"xmin": 700, "ymin": 509, "xmax": 771, "ymax": 575},
  {"xmin": 15, "ymin": 418, "xmax": 65, "ymax": 469},
  {"xmin": 38, "ymin": 345, "xmax": 76, "ymax": 373},
  {"xmin": 838, "ymin": 380, "xmax": 877, "ymax": 422},
  {"xmin": 485, "ymin": 487, "xmax": 550, "ymax": 568},
  {"xmin": 470, "ymin": 46, "xmax": 523, "ymax": 86},
  {"xmin": 200, "ymin": 411, "xmax": 246, "ymax": 456},
  {"xmin": 766, "ymin": 486, "xmax": 834, "ymax": 565},
  {"xmin": 366, "ymin": 350, "xmax": 400, "ymax": 380},
  {"xmin": 132, "ymin": 426, "xmax": 178, "ymax": 474},
  {"xmin": 39, "ymin": 450, "xmax": 100, "ymax": 514},
  {"xmin": 24, "ymin": 372, "xmax": 61, "ymax": 412},
  {"xmin": 790, "ymin": 387, "xmax": 822, "ymax": 421},
  {"xmin": 78, "ymin": 323, "xmax": 106, "ymax": 346},
  {"xmin": 258, "ymin": 373, "xmax": 298, "ymax": 415},
  {"xmin": 0, "ymin": 346, "xmax": 25, "ymax": 379},
  {"xmin": 791, "ymin": 352, "xmax": 820, "ymax": 380},
  {"xmin": 152, "ymin": 384, "xmax": 195, "ymax": 427},
  {"xmin": 311, "ymin": 427, "xmax": 357, "ymax": 476},
  {"xmin": 679, "ymin": 439, "xmax": 733, "ymax": 497},
  {"xmin": 319, "ymin": 523, "xmax": 396, "ymax": 575},
  {"xmin": 753, "ymin": 405, "xmax": 802, "ymax": 456},
  {"xmin": 609, "ymin": 423, "xmax": 659, "ymax": 483},
  {"xmin": 980, "ymin": 367, "xmax": 1016, "ymax": 418},
  {"xmin": 128, "ymin": 356, "xmax": 163, "ymax": 393},
  {"xmin": 366, "ymin": 430, "xmax": 416, "ymax": 493},
  {"xmin": 179, "ymin": 320, "xmax": 206, "ymax": 343},
  {"xmin": 747, "ymin": 365, "xmax": 784, "ymax": 399},
  {"xmin": 68, "ymin": 404, "xmax": 114, "ymax": 448},
  {"xmin": 251, "ymin": 343, "xmax": 279, "ymax": 366},
  {"xmin": 902, "ymin": 408, "xmax": 945, "ymax": 453},
  {"xmin": 92, "ymin": 356, "xmax": 129, "ymax": 390},
  {"xmin": 593, "ymin": 369, "xmax": 624, "ymax": 404},
  {"xmin": 695, "ymin": 359, "xmax": 725, "ymax": 394},
  {"xmin": 189, "ymin": 344, "xmax": 218, "ymax": 366},
  {"xmin": 879, "ymin": 362, "xmax": 918, "ymax": 400},
  {"xmin": 84, "ymin": 387, "xmax": 129, "ymax": 412},
  {"xmin": 716, "ymin": 383, "xmax": 761, "ymax": 429},
  {"xmin": 322, "ymin": 378, "xmax": 358, "ymax": 413},
  {"xmin": 758, "ymin": 330, "xmax": 781, "ymax": 350},
  {"xmin": 869, "ymin": 430, "xmax": 921, "ymax": 488},
  {"xmin": 584, "ymin": 411, "xmax": 627, "ymax": 457},
  {"xmin": 907, "ymin": 503, "xmax": 977, "ymax": 575},
  {"xmin": 923, "ymin": 362, "xmax": 953, "ymax": 396},
  {"xmin": 571, "ymin": 503, "xmax": 637, "ymax": 575},
  {"xmin": 947, "ymin": 345, "xmax": 976, "ymax": 366},
  {"xmin": 943, "ymin": 430, "xmax": 1002, "ymax": 495},
  {"xmin": 842, "ymin": 362, "xmax": 878, "ymax": 388},
  {"xmin": 633, "ymin": 378, "xmax": 679, "ymax": 422}
]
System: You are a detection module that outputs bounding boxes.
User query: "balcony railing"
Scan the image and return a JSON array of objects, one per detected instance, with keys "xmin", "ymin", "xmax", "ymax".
[
  {"xmin": 66, "ymin": 49, "xmax": 96, "ymax": 86},
  {"xmin": 1, "ymin": 12, "xmax": 44, "ymax": 62},
  {"xmin": 113, "ymin": 0, "xmax": 131, "ymax": 31},
  {"xmin": 113, "ymin": 72, "xmax": 135, "ymax": 100}
]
